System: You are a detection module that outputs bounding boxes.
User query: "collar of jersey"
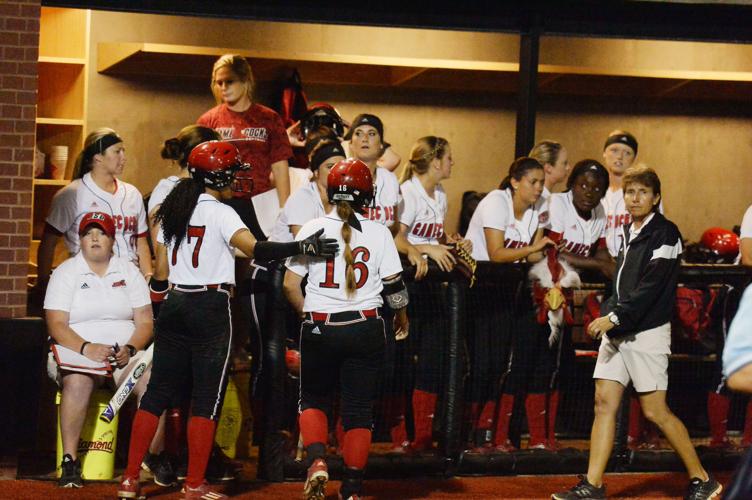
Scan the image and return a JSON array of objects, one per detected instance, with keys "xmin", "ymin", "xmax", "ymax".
[
  {"xmin": 74, "ymin": 251, "xmax": 120, "ymax": 277},
  {"xmin": 83, "ymin": 172, "xmax": 120, "ymax": 197}
]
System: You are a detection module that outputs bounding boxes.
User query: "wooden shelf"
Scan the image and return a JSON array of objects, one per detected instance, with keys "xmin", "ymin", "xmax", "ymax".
[
  {"xmin": 33, "ymin": 179, "xmax": 70, "ymax": 186},
  {"xmin": 36, "ymin": 118, "xmax": 84, "ymax": 126},
  {"xmin": 39, "ymin": 56, "xmax": 86, "ymax": 65}
]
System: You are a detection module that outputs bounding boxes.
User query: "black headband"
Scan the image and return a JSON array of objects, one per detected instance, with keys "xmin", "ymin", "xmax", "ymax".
[
  {"xmin": 604, "ymin": 133, "xmax": 638, "ymax": 155},
  {"xmin": 310, "ymin": 142, "xmax": 345, "ymax": 171},
  {"xmin": 86, "ymin": 133, "xmax": 123, "ymax": 159}
]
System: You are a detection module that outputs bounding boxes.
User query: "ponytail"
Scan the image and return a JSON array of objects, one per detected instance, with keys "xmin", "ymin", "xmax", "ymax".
[
  {"xmin": 154, "ymin": 178, "xmax": 204, "ymax": 249},
  {"xmin": 399, "ymin": 136, "xmax": 448, "ymax": 184},
  {"xmin": 499, "ymin": 156, "xmax": 543, "ymax": 191},
  {"xmin": 398, "ymin": 162, "xmax": 415, "ymax": 184},
  {"xmin": 336, "ymin": 201, "xmax": 357, "ymax": 297},
  {"xmin": 161, "ymin": 125, "xmax": 220, "ymax": 170}
]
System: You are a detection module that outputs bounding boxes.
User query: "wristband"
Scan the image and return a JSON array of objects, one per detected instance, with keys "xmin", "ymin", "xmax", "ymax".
[
  {"xmin": 125, "ymin": 344, "xmax": 137, "ymax": 356},
  {"xmin": 80, "ymin": 341, "xmax": 90, "ymax": 355}
]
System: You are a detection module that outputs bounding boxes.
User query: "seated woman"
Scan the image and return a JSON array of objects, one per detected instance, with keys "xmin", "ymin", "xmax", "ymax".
[{"xmin": 45, "ymin": 211, "xmax": 154, "ymax": 488}]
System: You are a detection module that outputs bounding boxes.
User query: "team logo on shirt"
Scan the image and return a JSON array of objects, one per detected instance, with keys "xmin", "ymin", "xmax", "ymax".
[
  {"xmin": 80, "ymin": 283, "xmax": 89, "ymax": 289},
  {"xmin": 240, "ymin": 127, "xmax": 269, "ymax": 142},
  {"xmin": 607, "ymin": 213, "xmax": 631, "ymax": 230},
  {"xmin": 363, "ymin": 206, "xmax": 395, "ymax": 222},
  {"xmin": 411, "ymin": 222, "xmax": 444, "ymax": 240},
  {"xmin": 112, "ymin": 280, "xmax": 126, "ymax": 288},
  {"xmin": 538, "ymin": 212, "xmax": 549, "ymax": 225}
]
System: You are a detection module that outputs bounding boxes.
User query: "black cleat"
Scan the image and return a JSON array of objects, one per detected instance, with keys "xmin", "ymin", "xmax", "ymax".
[
  {"xmin": 141, "ymin": 452, "xmax": 177, "ymax": 487},
  {"xmin": 685, "ymin": 475, "xmax": 722, "ymax": 500},
  {"xmin": 58, "ymin": 454, "xmax": 82, "ymax": 488},
  {"xmin": 551, "ymin": 475, "xmax": 606, "ymax": 499}
]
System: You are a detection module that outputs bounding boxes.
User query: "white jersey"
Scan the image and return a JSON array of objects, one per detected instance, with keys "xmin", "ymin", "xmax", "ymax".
[
  {"xmin": 147, "ymin": 175, "xmax": 180, "ymax": 215},
  {"xmin": 465, "ymin": 188, "xmax": 544, "ymax": 261},
  {"xmin": 602, "ymin": 187, "xmax": 664, "ymax": 257},
  {"xmin": 399, "ymin": 176, "xmax": 447, "ymax": 246},
  {"xmin": 362, "ymin": 167, "xmax": 400, "ymax": 227},
  {"xmin": 158, "ymin": 193, "xmax": 246, "ymax": 285},
  {"xmin": 286, "ymin": 210, "xmax": 403, "ymax": 313},
  {"xmin": 741, "ymin": 204, "xmax": 752, "ymax": 239},
  {"xmin": 46, "ymin": 172, "xmax": 148, "ymax": 264},
  {"xmin": 269, "ymin": 181, "xmax": 325, "ymax": 243},
  {"xmin": 547, "ymin": 192, "xmax": 606, "ymax": 257}
]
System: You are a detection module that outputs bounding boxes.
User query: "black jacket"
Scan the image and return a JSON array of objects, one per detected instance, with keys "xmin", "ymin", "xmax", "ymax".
[{"xmin": 603, "ymin": 212, "xmax": 682, "ymax": 337}]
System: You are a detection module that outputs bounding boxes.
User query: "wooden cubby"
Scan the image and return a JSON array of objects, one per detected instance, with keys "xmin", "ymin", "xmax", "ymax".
[{"xmin": 30, "ymin": 7, "xmax": 90, "ymax": 278}]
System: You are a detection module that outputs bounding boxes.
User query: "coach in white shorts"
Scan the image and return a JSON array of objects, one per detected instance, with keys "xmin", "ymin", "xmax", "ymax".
[{"xmin": 553, "ymin": 166, "xmax": 721, "ymax": 500}]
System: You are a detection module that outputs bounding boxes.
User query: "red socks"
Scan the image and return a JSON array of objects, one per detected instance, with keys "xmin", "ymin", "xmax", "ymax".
[
  {"xmin": 343, "ymin": 428, "xmax": 371, "ymax": 469},
  {"xmin": 547, "ymin": 390, "xmax": 560, "ymax": 447},
  {"xmin": 185, "ymin": 417, "xmax": 217, "ymax": 488},
  {"xmin": 525, "ymin": 393, "xmax": 547, "ymax": 447},
  {"xmin": 411, "ymin": 390, "xmax": 438, "ymax": 450},
  {"xmin": 476, "ymin": 400, "xmax": 496, "ymax": 430},
  {"xmin": 164, "ymin": 408, "xmax": 183, "ymax": 456},
  {"xmin": 299, "ymin": 408, "xmax": 328, "ymax": 448},
  {"xmin": 707, "ymin": 392, "xmax": 730, "ymax": 445},
  {"xmin": 124, "ymin": 410, "xmax": 159, "ymax": 478},
  {"xmin": 494, "ymin": 394, "xmax": 515, "ymax": 446}
]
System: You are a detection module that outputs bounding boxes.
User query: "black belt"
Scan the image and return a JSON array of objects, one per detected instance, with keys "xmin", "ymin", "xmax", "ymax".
[{"xmin": 172, "ymin": 283, "xmax": 234, "ymax": 294}]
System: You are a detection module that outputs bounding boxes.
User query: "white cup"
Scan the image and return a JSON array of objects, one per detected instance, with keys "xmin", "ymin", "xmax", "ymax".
[{"xmin": 48, "ymin": 145, "xmax": 68, "ymax": 179}]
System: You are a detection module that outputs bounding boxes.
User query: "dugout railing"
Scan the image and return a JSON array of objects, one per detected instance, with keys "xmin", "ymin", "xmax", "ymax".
[{"xmin": 256, "ymin": 262, "xmax": 752, "ymax": 480}]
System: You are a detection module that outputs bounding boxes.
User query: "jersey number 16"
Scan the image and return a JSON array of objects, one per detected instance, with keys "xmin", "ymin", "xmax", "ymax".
[{"xmin": 319, "ymin": 246, "xmax": 370, "ymax": 289}]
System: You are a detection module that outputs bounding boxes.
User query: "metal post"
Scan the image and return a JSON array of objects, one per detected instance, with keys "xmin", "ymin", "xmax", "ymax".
[{"xmin": 515, "ymin": 18, "xmax": 540, "ymax": 159}]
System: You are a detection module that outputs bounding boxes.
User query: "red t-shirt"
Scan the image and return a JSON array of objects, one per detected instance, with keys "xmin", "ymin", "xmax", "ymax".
[{"xmin": 197, "ymin": 103, "xmax": 292, "ymax": 198}]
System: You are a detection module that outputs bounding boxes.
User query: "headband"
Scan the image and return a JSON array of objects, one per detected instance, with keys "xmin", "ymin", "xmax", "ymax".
[
  {"xmin": 604, "ymin": 133, "xmax": 638, "ymax": 155},
  {"xmin": 310, "ymin": 142, "xmax": 346, "ymax": 171},
  {"xmin": 85, "ymin": 133, "xmax": 123, "ymax": 159}
]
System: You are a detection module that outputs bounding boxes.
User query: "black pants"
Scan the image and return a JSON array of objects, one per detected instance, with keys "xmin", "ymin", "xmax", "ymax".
[
  {"xmin": 299, "ymin": 315, "xmax": 386, "ymax": 431},
  {"xmin": 140, "ymin": 288, "xmax": 233, "ymax": 420}
]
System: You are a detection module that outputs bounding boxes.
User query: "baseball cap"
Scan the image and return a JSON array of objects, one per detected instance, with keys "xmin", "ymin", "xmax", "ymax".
[
  {"xmin": 78, "ymin": 211, "xmax": 116, "ymax": 238},
  {"xmin": 603, "ymin": 132, "xmax": 638, "ymax": 156},
  {"xmin": 344, "ymin": 113, "xmax": 384, "ymax": 141}
]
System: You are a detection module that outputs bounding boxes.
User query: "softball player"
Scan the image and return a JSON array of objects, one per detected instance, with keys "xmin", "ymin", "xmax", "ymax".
[
  {"xmin": 396, "ymin": 136, "xmax": 472, "ymax": 451},
  {"xmin": 554, "ymin": 166, "xmax": 720, "ymax": 500},
  {"xmin": 464, "ymin": 157, "xmax": 554, "ymax": 451},
  {"xmin": 347, "ymin": 113, "xmax": 428, "ymax": 279},
  {"xmin": 36, "ymin": 128, "xmax": 152, "ymax": 290},
  {"xmin": 540, "ymin": 160, "xmax": 611, "ymax": 449},
  {"xmin": 117, "ymin": 141, "xmax": 337, "ymax": 500},
  {"xmin": 284, "ymin": 158, "xmax": 409, "ymax": 500},
  {"xmin": 529, "ymin": 140, "xmax": 570, "ymax": 202}
]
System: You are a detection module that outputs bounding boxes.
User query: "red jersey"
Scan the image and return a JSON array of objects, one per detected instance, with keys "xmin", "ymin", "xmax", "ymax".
[{"xmin": 197, "ymin": 103, "xmax": 293, "ymax": 198}]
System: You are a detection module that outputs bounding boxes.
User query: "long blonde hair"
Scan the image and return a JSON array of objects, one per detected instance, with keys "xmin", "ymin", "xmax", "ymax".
[
  {"xmin": 528, "ymin": 140, "xmax": 563, "ymax": 168},
  {"xmin": 211, "ymin": 54, "xmax": 254, "ymax": 105},
  {"xmin": 399, "ymin": 136, "xmax": 449, "ymax": 184},
  {"xmin": 337, "ymin": 201, "xmax": 357, "ymax": 297}
]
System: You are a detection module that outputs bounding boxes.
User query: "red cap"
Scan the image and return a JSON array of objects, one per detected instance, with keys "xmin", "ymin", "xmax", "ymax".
[{"xmin": 78, "ymin": 212, "xmax": 116, "ymax": 238}]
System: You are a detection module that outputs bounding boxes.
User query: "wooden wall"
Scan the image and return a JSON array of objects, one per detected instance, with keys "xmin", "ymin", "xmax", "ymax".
[{"xmin": 86, "ymin": 10, "xmax": 752, "ymax": 242}]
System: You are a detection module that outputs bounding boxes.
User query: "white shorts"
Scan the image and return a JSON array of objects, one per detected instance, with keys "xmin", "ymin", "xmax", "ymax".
[
  {"xmin": 592, "ymin": 322, "xmax": 672, "ymax": 393},
  {"xmin": 47, "ymin": 349, "xmax": 149, "ymax": 388}
]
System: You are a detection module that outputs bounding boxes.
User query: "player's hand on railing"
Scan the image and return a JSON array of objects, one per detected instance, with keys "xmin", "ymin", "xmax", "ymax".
[
  {"xmin": 394, "ymin": 308, "xmax": 409, "ymax": 341},
  {"xmin": 407, "ymin": 246, "xmax": 428, "ymax": 280},
  {"xmin": 425, "ymin": 244, "xmax": 457, "ymax": 272},
  {"xmin": 299, "ymin": 228, "xmax": 339, "ymax": 258}
]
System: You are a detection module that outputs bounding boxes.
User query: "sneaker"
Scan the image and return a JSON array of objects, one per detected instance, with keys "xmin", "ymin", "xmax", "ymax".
[
  {"xmin": 205, "ymin": 449, "xmax": 238, "ymax": 482},
  {"xmin": 184, "ymin": 482, "xmax": 228, "ymax": 500},
  {"xmin": 142, "ymin": 452, "xmax": 178, "ymax": 487},
  {"xmin": 528, "ymin": 439, "xmax": 548, "ymax": 450},
  {"xmin": 117, "ymin": 476, "xmax": 142, "ymax": 499},
  {"xmin": 685, "ymin": 476, "xmax": 722, "ymax": 500},
  {"xmin": 494, "ymin": 439, "xmax": 517, "ymax": 453},
  {"xmin": 58, "ymin": 454, "xmax": 82, "ymax": 488},
  {"xmin": 303, "ymin": 458, "xmax": 328, "ymax": 500},
  {"xmin": 551, "ymin": 475, "xmax": 606, "ymax": 499}
]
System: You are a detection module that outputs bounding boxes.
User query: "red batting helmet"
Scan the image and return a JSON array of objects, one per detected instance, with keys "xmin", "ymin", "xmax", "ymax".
[
  {"xmin": 187, "ymin": 140, "xmax": 249, "ymax": 190},
  {"xmin": 327, "ymin": 158, "xmax": 373, "ymax": 209},
  {"xmin": 700, "ymin": 227, "xmax": 739, "ymax": 257}
]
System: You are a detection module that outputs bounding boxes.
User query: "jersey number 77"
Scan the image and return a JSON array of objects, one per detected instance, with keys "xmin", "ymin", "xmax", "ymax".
[
  {"xmin": 319, "ymin": 246, "xmax": 370, "ymax": 289},
  {"xmin": 172, "ymin": 225, "xmax": 206, "ymax": 268}
]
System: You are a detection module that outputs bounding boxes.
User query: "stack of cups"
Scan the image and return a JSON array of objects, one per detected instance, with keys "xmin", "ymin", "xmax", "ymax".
[{"xmin": 49, "ymin": 145, "xmax": 68, "ymax": 180}]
